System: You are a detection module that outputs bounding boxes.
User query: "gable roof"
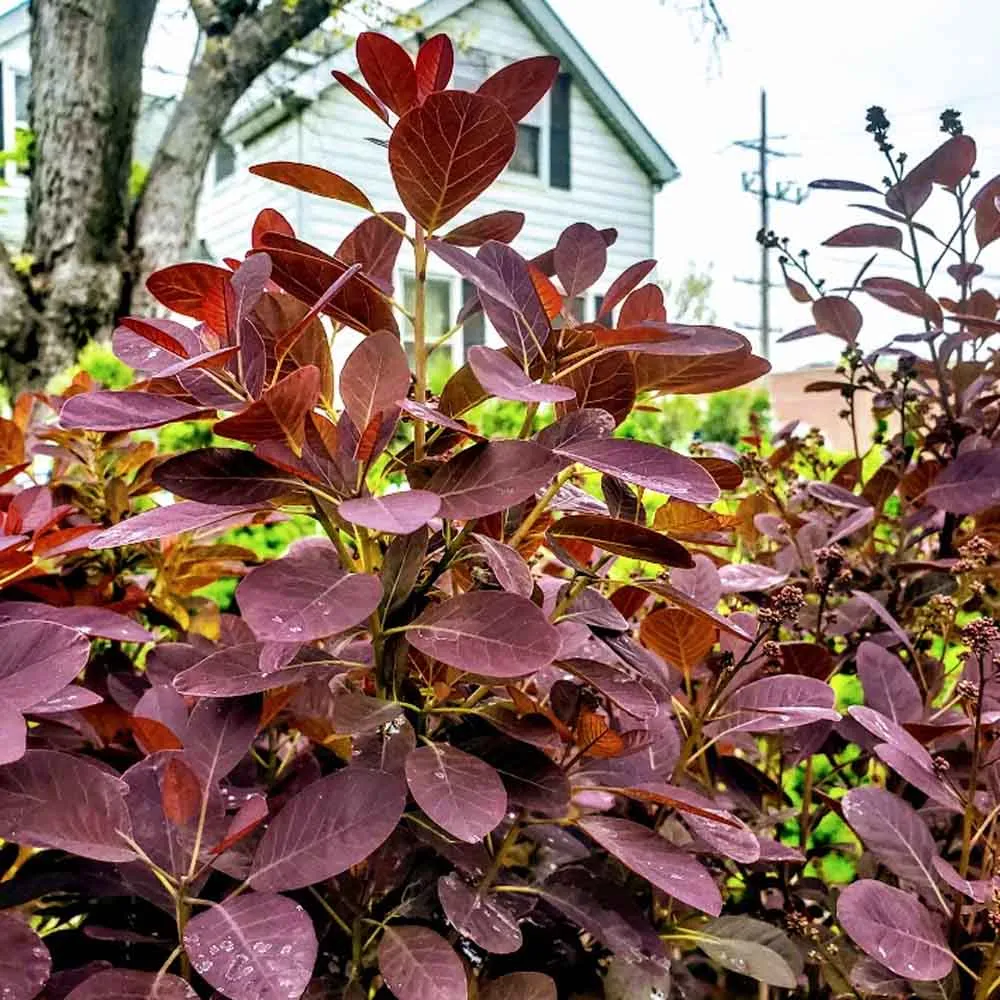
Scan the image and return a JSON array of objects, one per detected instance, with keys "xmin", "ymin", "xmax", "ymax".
[{"xmin": 226, "ymin": 0, "xmax": 678, "ymax": 188}]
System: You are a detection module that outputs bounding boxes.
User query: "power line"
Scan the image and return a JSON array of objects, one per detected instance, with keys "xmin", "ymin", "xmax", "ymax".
[{"xmin": 732, "ymin": 90, "xmax": 808, "ymax": 360}]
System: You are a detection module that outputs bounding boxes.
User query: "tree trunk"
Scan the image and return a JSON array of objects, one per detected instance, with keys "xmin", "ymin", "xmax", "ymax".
[
  {"xmin": 129, "ymin": 0, "xmax": 334, "ymax": 316},
  {"xmin": 0, "ymin": 0, "xmax": 156, "ymax": 389},
  {"xmin": 0, "ymin": 0, "xmax": 337, "ymax": 393}
]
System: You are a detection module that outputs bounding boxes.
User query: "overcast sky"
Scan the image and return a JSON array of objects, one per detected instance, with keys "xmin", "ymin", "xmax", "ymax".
[{"xmin": 10, "ymin": 0, "xmax": 998, "ymax": 371}]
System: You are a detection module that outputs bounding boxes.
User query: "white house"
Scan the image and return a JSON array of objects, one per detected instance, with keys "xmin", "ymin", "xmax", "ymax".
[{"xmin": 0, "ymin": 0, "xmax": 678, "ymax": 366}]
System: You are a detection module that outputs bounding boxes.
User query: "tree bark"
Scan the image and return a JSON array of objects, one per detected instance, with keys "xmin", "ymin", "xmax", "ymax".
[
  {"xmin": 129, "ymin": 0, "xmax": 334, "ymax": 315},
  {"xmin": 0, "ymin": 0, "xmax": 157, "ymax": 389},
  {"xmin": 0, "ymin": 0, "xmax": 338, "ymax": 393}
]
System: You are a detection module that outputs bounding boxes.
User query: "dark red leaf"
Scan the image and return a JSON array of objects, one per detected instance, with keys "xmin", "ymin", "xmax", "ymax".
[
  {"xmin": 477, "ymin": 55, "xmax": 560, "ymax": 122},
  {"xmin": 332, "ymin": 69, "xmax": 390, "ymax": 124},
  {"xmin": 389, "ymin": 92, "xmax": 516, "ymax": 232},
  {"xmin": 415, "ymin": 34, "xmax": 454, "ymax": 102},
  {"xmin": 822, "ymin": 224, "xmax": 903, "ymax": 251},
  {"xmin": 812, "ymin": 296, "xmax": 863, "ymax": 342},
  {"xmin": 356, "ymin": 32, "xmax": 418, "ymax": 115},
  {"xmin": 249, "ymin": 161, "xmax": 372, "ymax": 211},
  {"xmin": 554, "ymin": 223, "xmax": 608, "ymax": 297},
  {"xmin": 862, "ymin": 276, "xmax": 943, "ymax": 326},
  {"xmin": 442, "ymin": 211, "xmax": 525, "ymax": 247}
]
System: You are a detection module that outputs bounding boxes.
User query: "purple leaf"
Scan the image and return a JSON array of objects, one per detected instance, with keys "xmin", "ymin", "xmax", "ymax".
[
  {"xmin": 438, "ymin": 873, "xmax": 522, "ymax": 953},
  {"xmin": 339, "ymin": 330, "xmax": 411, "ymax": 434},
  {"xmin": 339, "ymin": 491, "xmax": 441, "ymax": 534},
  {"xmin": 554, "ymin": 222, "xmax": 608, "ymax": 297},
  {"xmin": 0, "ymin": 750, "xmax": 134, "ymax": 862},
  {"xmin": 123, "ymin": 752, "xmax": 226, "ymax": 878},
  {"xmin": 378, "ymin": 925, "xmax": 467, "ymax": 1000},
  {"xmin": 467, "ymin": 347, "xmax": 575, "ymax": 403},
  {"xmin": 0, "ymin": 602, "xmax": 153, "ymax": 642},
  {"xmin": 249, "ymin": 767, "xmax": 406, "ymax": 891},
  {"xmin": 426, "ymin": 440, "xmax": 560, "ymax": 520},
  {"xmin": 874, "ymin": 743, "xmax": 962, "ymax": 811},
  {"xmin": 477, "ymin": 241, "xmax": 551, "ymax": 364},
  {"xmin": 857, "ymin": 640, "xmax": 922, "ymax": 723},
  {"xmin": 89, "ymin": 502, "xmax": 267, "ymax": 549},
  {"xmin": 184, "ymin": 697, "xmax": 260, "ymax": 785},
  {"xmin": 828, "ymin": 506, "xmax": 876, "ymax": 543},
  {"xmin": 331, "ymin": 692, "xmax": 406, "ymax": 735},
  {"xmin": 480, "ymin": 973, "xmax": 556, "ymax": 1000},
  {"xmin": 63, "ymin": 969, "xmax": 197, "ymax": 1000},
  {"xmin": 405, "ymin": 744, "xmax": 507, "ymax": 842},
  {"xmin": 578, "ymin": 815, "xmax": 723, "ymax": 915},
  {"xmin": 708, "ymin": 676, "xmax": 839, "ymax": 738},
  {"xmin": 236, "ymin": 540, "xmax": 381, "ymax": 641},
  {"xmin": 932, "ymin": 856, "xmax": 998, "ymax": 903},
  {"xmin": 924, "ymin": 448, "xmax": 1000, "ymax": 513},
  {"xmin": 560, "ymin": 588, "xmax": 629, "ymax": 632},
  {"xmin": 536, "ymin": 408, "xmax": 615, "ymax": 451},
  {"xmin": 848, "ymin": 705, "xmax": 933, "ymax": 767},
  {"xmin": 24, "ymin": 684, "xmax": 104, "ymax": 715},
  {"xmin": 716, "ymin": 564, "xmax": 788, "ymax": 594},
  {"xmin": 472, "ymin": 533, "xmax": 533, "ymax": 596},
  {"xmin": 806, "ymin": 481, "xmax": 871, "ymax": 509},
  {"xmin": 153, "ymin": 449, "xmax": 299, "ymax": 506},
  {"xmin": 0, "ymin": 912, "xmax": 51, "ymax": 1000},
  {"xmin": 183, "ymin": 893, "xmax": 317, "ymax": 1000},
  {"xmin": 561, "ymin": 660, "xmax": 657, "ymax": 719},
  {"xmin": 849, "ymin": 958, "xmax": 906, "ymax": 996},
  {"xmin": 0, "ymin": 697, "xmax": 25, "ymax": 764},
  {"xmin": 60, "ymin": 392, "xmax": 208, "ymax": 431},
  {"xmin": 172, "ymin": 642, "xmax": 346, "ymax": 697},
  {"xmin": 649, "ymin": 783, "xmax": 760, "ymax": 863},
  {"xmin": 547, "ymin": 437, "xmax": 719, "ymax": 504},
  {"xmin": 425, "ymin": 240, "xmax": 519, "ymax": 311},
  {"xmin": 837, "ymin": 880, "xmax": 953, "ymax": 981},
  {"xmin": 540, "ymin": 867, "xmax": 665, "ymax": 963},
  {"xmin": 849, "ymin": 592, "xmax": 917, "ymax": 660},
  {"xmin": 809, "ymin": 178, "xmax": 882, "ymax": 193},
  {"xmin": 0, "ymin": 621, "xmax": 89, "ymax": 709},
  {"xmin": 407, "ymin": 591, "xmax": 560, "ymax": 677},
  {"xmin": 842, "ymin": 787, "xmax": 945, "ymax": 908}
]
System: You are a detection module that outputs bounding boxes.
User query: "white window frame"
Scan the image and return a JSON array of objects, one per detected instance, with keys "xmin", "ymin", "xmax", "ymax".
[{"xmin": 2, "ymin": 59, "xmax": 29, "ymax": 188}]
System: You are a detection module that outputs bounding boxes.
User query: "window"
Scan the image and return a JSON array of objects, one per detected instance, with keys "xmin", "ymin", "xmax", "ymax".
[
  {"xmin": 593, "ymin": 295, "xmax": 613, "ymax": 328},
  {"xmin": 402, "ymin": 275, "xmax": 452, "ymax": 363},
  {"xmin": 510, "ymin": 123, "xmax": 540, "ymax": 176},
  {"xmin": 549, "ymin": 73, "xmax": 571, "ymax": 190},
  {"xmin": 13, "ymin": 73, "xmax": 28, "ymax": 129},
  {"xmin": 215, "ymin": 140, "xmax": 236, "ymax": 183},
  {"xmin": 461, "ymin": 279, "xmax": 486, "ymax": 361}
]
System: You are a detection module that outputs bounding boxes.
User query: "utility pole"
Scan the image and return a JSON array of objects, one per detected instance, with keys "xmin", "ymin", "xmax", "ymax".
[{"xmin": 733, "ymin": 90, "xmax": 807, "ymax": 360}]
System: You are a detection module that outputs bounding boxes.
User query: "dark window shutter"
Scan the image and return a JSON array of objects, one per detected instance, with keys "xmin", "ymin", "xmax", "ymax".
[
  {"xmin": 549, "ymin": 72, "xmax": 571, "ymax": 190},
  {"xmin": 462, "ymin": 279, "xmax": 486, "ymax": 358},
  {"xmin": 0, "ymin": 62, "xmax": 6, "ymax": 152}
]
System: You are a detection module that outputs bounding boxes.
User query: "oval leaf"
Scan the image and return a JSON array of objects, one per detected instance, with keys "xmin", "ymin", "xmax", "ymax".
[
  {"xmin": 183, "ymin": 893, "xmax": 317, "ymax": 1000},
  {"xmin": 578, "ymin": 815, "xmax": 722, "ymax": 915},
  {"xmin": 236, "ymin": 541, "xmax": 382, "ymax": 641},
  {"xmin": 250, "ymin": 767, "xmax": 406, "ymax": 891},
  {"xmin": 406, "ymin": 744, "xmax": 507, "ymax": 842},
  {"xmin": 468, "ymin": 346, "xmax": 575, "ymax": 403},
  {"xmin": 407, "ymin": 592, "xmax": 560, "ymax": 678},
  {"xmin": 339, "ymin": 491, "xmax": 441, "ymax": 534},
  {"xmin": 838, "ymin": 880, "xmax": 953, "ymax": 982},
  {"xmin": 64, "ymin": 969, "xmax": 197, "ymax": 1000},
  {"xmin": 389, "ymin": 92, "xmax": 516, "ymax": 232},
  {"xmin": 378, "ymin": 925, "xmax": 467, "ymax": 1000},
  {"xmin": 0, "ymin": 913, "xmax": 51, "ymax": 1000}
]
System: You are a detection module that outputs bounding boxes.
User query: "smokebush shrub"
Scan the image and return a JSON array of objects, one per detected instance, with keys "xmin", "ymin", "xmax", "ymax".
[{"xmin": 5, "ymin": 35, "xmax": 998, "ymax": 1000}]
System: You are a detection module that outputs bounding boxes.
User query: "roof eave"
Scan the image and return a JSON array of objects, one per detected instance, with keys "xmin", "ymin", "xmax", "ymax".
[{"xmin": 223, "ymin": 0, "xmax": 679, "ymax": 187}]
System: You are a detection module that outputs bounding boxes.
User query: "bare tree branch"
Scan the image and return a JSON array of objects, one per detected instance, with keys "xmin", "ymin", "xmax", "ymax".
[{"xmin": 130, "ymin": 0, "xmax": 340, "ymax": 311}]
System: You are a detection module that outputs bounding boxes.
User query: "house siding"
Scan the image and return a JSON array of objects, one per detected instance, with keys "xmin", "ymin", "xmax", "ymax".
[{"xmin": 196, "ymin": 0, "xmax": 656, "ymax": 363}]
